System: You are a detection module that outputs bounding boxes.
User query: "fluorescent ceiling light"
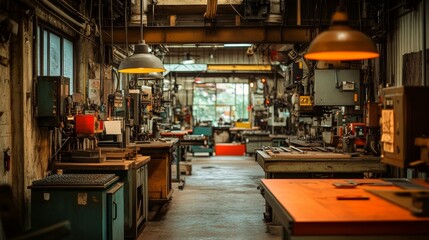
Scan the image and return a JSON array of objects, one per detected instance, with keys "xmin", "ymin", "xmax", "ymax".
[{"xmin": 224, "ymin": 43, "xmax": 252, "ymax": 47}]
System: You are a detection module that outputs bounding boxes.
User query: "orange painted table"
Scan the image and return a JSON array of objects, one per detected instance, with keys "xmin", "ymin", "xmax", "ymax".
[{"xmin": 260, "ymin": 179, "xmax": 429, "ymax": 239}]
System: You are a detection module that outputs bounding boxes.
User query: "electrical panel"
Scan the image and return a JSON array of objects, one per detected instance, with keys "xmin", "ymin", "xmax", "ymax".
[
  {"xmin": 381, "ymin": 86, "xmax": 429, "ymax": 168},
  {"xmin": 314, "ymin": 69, "xmax": 360, "ymax": 106},
  {"xmin": 35, "ymin": 76, "xmax": 70, "ymax": 127}
]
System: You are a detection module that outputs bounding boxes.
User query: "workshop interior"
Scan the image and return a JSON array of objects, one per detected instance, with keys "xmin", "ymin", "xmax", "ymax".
[{"xmin": 0, "ymin": 0, "xmax": 429, "ymax": 239}]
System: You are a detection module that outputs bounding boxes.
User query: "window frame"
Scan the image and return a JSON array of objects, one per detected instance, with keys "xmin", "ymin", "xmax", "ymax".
[
  {"xmin": 37, "ymin": 23, "xmax": 75, "ymax": 94},
  {"xmin": 193, "ymin": 83, "xmax": 249, "ymax": 125}
]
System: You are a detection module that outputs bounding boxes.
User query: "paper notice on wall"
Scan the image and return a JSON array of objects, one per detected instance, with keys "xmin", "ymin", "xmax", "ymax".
[
  {"xmin": 381, "ymin": 109, "xmax": 394, "ymax": 153},
  {"xmin": 88, "ymin": 79, "xmax": 100, "ymax": 105},
  {"xmin": 104, "ymin": 120, "xmax": 122, "ymax": 135}
]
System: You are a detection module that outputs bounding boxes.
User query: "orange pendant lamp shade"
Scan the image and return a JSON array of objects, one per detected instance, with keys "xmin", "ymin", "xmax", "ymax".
[{"xmin": 304, "ymin": 11, "xmax": 379, "ymax": 61}]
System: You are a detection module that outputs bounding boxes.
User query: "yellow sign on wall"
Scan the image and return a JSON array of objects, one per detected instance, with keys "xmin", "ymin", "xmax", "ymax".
[{"xmin": 299, "ymin": 96, "xmax": 312, "ymax": 106}]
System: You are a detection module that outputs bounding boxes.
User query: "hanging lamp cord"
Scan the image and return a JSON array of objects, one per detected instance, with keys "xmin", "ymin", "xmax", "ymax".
[
  {"xmin": 125, "ymin": 0, "xmax": 128, "ymax": 56},
  {"xmin": 140, "ymin": 0, "xmax": 144, "ymax": 43}
]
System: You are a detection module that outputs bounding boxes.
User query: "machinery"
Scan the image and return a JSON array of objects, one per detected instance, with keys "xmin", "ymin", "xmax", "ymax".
[
  {"xmin": 381, "ymin": 86, "xmax": 429, "ymax": 169},
  {"xmin": 35, "ymin": 76, "xmax": 70, "ymax": 128},
  {"xmin": 348, "ymin": 122, "xmax": 366, "ymax": 147},
  {"xmin": 34, "ymin": 74, "xmax": 163, "ymax": 163}
]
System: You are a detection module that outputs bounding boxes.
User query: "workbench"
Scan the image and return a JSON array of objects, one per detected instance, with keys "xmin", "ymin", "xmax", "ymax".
[
  {"xmin": 131, "ymin": 139, "xmax": 179, "ymax": 204},
  {"xmin": 260, "ymin": 179, "xmax": 429, "ymax": 240},
  {"xmin": 53, "ymin": 156, "xmax": 150, "ymax": 239},
  {"xmin": 229, "ymin": 126, "xmax": 259, "ymax": 142},
  {"xmin": 160, "ymin": 130, "xmax": 189, "ymax": 139},
  {"xmin": 256, "ymin": 150, "xmax": 385, "ymax": 179},
  {"xmin": 242, "ymin": 131, "xmax": 271, "ymax": 154}
]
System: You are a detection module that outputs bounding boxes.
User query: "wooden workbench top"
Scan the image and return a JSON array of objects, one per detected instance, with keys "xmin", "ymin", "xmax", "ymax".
[
  {"xmin": 54, "ymin": 155, "xmax": 151, "ymax": 171},
  {"xmin": 133, "ymin": 155, "xmax": 151, "ymax": 168},
  {"xmin": 129, "ymin": 138, "xmax": 179, "ymax": 149},
  {"xmin": 257, "ymin": 150, "xmax": 380, "ymax": 161},
  {"xmin": 229, "ymin": 127, "xmax": 260, "ymax": 131},
  {"xmin": 160, "ymin": 131, "xmax": 188, "ymax": 136},
  {"xmin": 261, "ymin": 179, "xmax": 429, "ymax": 236},
  {"xmin": 268, "ymin": 150, "xmax": 351, "ymax": 159}
]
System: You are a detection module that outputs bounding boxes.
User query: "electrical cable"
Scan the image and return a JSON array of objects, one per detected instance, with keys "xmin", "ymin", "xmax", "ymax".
[
  {"xmin": 140, "ymin": 0, "xmax": 143, "ymax": 42},
  {"xmin": 98, "ymin": 0, "xmax": 104, "ymax": 105},
  {"xmin": 111, "ymin": 0, "xmax": 119, "ymax": 92},
  {"xmin": 124, "ymin": 0, "xmax": 129, "ymax": 89},
  {"xmin": 226, "ymin": 0, "xmax": 244, "ymax": 19},
  {"xmin": 125, "ymin": 0, "xmax": 128, "ymax": 57}
]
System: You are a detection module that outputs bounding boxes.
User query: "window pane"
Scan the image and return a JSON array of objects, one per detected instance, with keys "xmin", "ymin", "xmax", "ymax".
[
  {"xmin": 193, "ymin": 83, "xmax": 249, "ymax": 125},
  {"xmin": 63, "ymin": 38, "xmax": 74, "ymax": 94},
  {"xmin": 43, "ymin": 30, "xmax": 48, "ymax": 75},
  {"xmin": 216, "ymin": 106, "xmax": 232, "ymax": 123},
  {"xmin": 235, "ymin": 84, "xmax": 249, "ymax": 120},
  {"xmin": 193, "ymin": 84, "xmax": 216, "ymax": 105},
  {"xmin": 193, "ymin": 105, "xmax": 216, "ymax": 123},
  {"xmin": 216, "ymin": 83, "xmax": 235, "ymax": 105},
  {"xmin": 49, "ymin": 33, "xmax": 61, "ymax": 76}
]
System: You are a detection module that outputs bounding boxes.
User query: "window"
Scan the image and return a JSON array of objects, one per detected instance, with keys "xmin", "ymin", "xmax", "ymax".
[
  {"xmin": 37, "ymin": 25, "xmax": 74, "ymax": 94},
  {"xmin": 193, "ymin": 83, "xmax": 249, "ymax": 125}
]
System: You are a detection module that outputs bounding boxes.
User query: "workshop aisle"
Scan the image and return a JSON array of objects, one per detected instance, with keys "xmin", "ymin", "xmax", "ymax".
[{"xmin": 139, "ymin": 155, "xmax": 280, "ymax": 240}]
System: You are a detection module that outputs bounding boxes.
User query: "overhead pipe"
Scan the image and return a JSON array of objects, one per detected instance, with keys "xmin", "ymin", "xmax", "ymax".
[
  {"xmin": 39, "ymin": 0, "xmax": 86, "ymax": 29},
  {"xmin": 113, "ymin": 47, "xmax": 127, "ymax": 60},
  {"xmin": 57, "ymin": 0, "xmax": 91, "ymax": 23}
]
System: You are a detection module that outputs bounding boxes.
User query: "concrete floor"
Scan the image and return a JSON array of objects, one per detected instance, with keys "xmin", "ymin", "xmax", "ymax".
[{"xmin": 138, "ymin": 155, "xmax": 280, "ymax": 240}]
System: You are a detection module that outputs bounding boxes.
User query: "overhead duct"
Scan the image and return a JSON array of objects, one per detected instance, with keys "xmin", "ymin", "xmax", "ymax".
[
  {"xmin": 130, "ymin": 0, "xmax": 147, "ymax": 26},
  {"xmin": 265, "ymin": 0, "xmax": 283, "ymax": 24},
  {"xmin": 244, "ymin": 0, "xmax": 270, "ymax": 20},
  {"xmin": 204, "ymin": 0, "xmax": 218, "ymax": 19},
  {"xmin": 130, "ymin": 0, "xmax": 148, "ymax": 25}
]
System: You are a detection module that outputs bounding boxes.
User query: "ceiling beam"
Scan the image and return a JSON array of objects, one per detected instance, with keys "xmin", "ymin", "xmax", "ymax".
[{"xmin": 102, "ymin": 26, "xmax": 314, "ymax": 44}]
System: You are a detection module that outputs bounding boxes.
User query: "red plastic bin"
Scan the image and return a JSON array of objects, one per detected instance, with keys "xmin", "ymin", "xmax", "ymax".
[{"xmin": 215, "ymin": 143, "xmax": 245, "ymax": 156}]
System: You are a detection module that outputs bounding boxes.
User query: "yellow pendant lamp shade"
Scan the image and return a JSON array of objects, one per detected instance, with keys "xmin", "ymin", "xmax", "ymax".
[
  {"xmin": 304, "ymin": 11, "xmax": 379, "ymax": 61},
  {"xmin": 118, "ymin": 41, "xmax": 166, "ymax": 73}
]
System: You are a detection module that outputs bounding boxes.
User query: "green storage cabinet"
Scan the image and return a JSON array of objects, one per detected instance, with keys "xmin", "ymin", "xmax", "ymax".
[
  {"xmin": 52, "ymin": 158, "xmax": 150, "ymax": 239},
  {"xmin": 29, "ymin": 174, "xmax": 124, "ymax": 240},
  {"xmin": 191, "ymin": 126, "xmax": 213, "ymax": 155}
]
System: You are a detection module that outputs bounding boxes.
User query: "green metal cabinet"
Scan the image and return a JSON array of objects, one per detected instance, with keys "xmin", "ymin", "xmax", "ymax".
[
  {"xmin": 191, "ymin": 126, "xmax": 214, "ymax": 155},
  {"xmin": 30, "ymin": 174, "xmax": 124, "ymax": 240},
  {"xmin": 108, "ymin": 183, "xmax": 125, "ymax": 240},
  {"xmin": 52, "ymin": 159, "xmax": 150, "ymax": 239}
]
